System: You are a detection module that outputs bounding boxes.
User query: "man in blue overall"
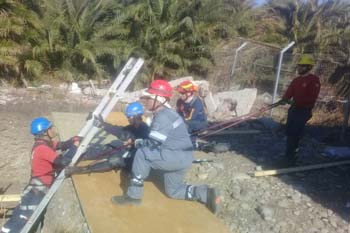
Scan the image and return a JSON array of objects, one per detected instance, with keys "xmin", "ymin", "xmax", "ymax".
[
  {"xmin": 176, "ymin": 80, "xmax": 208, "ymax": 145},
  {"xmin": 111, "ymin": 79, "xmax": 221, "ymax": 215},
  {"xmin": 65, "ymin": 101, "xmax": 150, "ymax": 175}
]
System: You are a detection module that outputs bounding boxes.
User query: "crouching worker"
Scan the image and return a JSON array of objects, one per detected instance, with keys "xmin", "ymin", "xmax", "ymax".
[
  {"xmin": 65, "ymin": 101, "xmax": 150, "ymax": 176},
  {"xmin": 112, "ymin": 79, "xmax": 221, "ymax": 215},
  {"xmin": 1, "ymin": 117, "xmax": 80, "ymax": 233},
  {"xmin": 176, "ymin": 80, "xmax": 208, "ymax": 147}
]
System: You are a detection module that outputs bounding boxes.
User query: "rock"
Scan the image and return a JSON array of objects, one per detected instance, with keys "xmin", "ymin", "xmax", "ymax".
[
  {"xmin": 69, "ymin": 82, "xmax": 82, "ymax": 94},
  {"xmin": 204, "ymin": 91, "xmax": 218, "ymax": 114},
  {"xmin": 197, "ymin": 172, "xmax": 209, "ymax": 180},
  {"xmin": 213, "ymin": 88, "xmax": 257, "ymax": 116},
  {"xmin": 232, "ymin": 173, "xmax": 251, "ymax": 181},
  {"xmin": 329, "ymin": 217, "xmax": 338, "ymax": 228},
  {"xmin": 240, "ymin": 203, "xmax": 250, "ymax": 210},
  {"xmin": 277, "ymin": 199, "xmax": 290, "ymax": 208},
  {"xmin": 213, "ymin": 143, "xmax": 231, "ymax": 153},
  {"xmin": 256, "ymin": 205, "xmax": 274, "ymax": 221},
  {"xmin": 40, "ymin": 84, "xmax": 52, "ymax": 89},
  {"xmin": 212, "ymin": 162, "xmax": 225, "ymax": 170},
  {"xmin": 230, "ymin": 185, "xmax": 241, "ymax": 200},
  {"xmin": 207, "ymin": 167, "xmax": 218, "ymax": 180},
  {"xmin": 260, "ymin": 92, "xmax": 273, "ymax": 104},
  {"xmin": 311, "ymin": 218, "xmax": 324, "ymax": 228}
]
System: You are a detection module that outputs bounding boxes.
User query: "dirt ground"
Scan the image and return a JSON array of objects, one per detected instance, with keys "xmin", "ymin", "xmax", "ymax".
[{"xmin": 1, "ymin": 88, "xmax": 350, "ymax": 233}]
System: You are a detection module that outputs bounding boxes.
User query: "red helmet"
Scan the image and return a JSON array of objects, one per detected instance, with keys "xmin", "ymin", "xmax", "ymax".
[
  {"xmin": 177, "ymin": 80, "xmax": 198, "ymax": 94},
  {"xmin": 147, "ymin": 79, "xmax": 173, "ymax": 98}
]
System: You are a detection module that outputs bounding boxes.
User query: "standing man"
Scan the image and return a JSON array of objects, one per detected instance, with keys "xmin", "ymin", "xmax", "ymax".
[
  {"xmin": 1, "ymin": 117, "xmax": 80, "ymax": 233},
  {"xmin": 111, "ymin": 79, "xmax": 221, "ymax": 215},
  {"xmin": 65, "ymin": 101, "xmax": 150, "ymax": 175},
  {"xmin": 176, "ymin": 80, "xmax": 208, "ymax": 146},
  {"xmin": 279, "ymin": 54, "xmax": 321, "ymax": 166}
]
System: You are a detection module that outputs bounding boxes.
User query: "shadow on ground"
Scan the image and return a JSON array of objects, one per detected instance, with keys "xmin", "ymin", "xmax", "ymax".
[{"xmin": 207, "ymin": 119, "xmax": 350, "ymax": 222}]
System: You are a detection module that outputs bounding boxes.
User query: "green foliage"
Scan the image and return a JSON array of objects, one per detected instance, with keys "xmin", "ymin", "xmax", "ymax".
[{"xmin": 1, "ymin": 0, "xmax": 350, "ymax": 89}]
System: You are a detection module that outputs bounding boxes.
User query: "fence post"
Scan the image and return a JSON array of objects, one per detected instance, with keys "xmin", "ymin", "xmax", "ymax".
[
  {"xmin": 271, "ymin": 41, "xmax": 295, "ymax": 116},
  {"xmin": 231, "ymin": 42, "xmax": 248, "ymax": 79},
  {"xmin": 341, "ymin": 97, "xmax": 350, "ymax": 141}
]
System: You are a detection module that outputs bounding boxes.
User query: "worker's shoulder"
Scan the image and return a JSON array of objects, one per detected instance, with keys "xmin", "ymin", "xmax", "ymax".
[
  {"xmin": 309, "ymin": 73, "xmax": 320, "ymax": 81},
  {"xmin": 192, "ymin": 96, "xmax": 204, "ymax": 107},
  {"xmin": 154, "ymin": 108, "xmax": 180, "ymax": 122}
]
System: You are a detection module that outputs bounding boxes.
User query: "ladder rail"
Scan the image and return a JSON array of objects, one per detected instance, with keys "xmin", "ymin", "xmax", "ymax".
[
  {"xmin": 79, "ymin": 58, "xmax": 137, "ymax": 137},
  {"xmin": 71, "ymin": 58, "xmax": 144, "ymax": 165},
  {"xmin": 20, "ymin": 58, "xmax": 144, "ymax": 233}
]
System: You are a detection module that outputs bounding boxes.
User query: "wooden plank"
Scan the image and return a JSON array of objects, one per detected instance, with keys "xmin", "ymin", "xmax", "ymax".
[
  {"xmin": 253, "ymin": 160, "xmax": 350, "ymax": 177},
  {"xmin": 0, "ymin": 194, "xmax": 21, "ymax": 203},
  {"xmin": 53, "ymin": 112, "xmax": 230, "ymax": 233}
]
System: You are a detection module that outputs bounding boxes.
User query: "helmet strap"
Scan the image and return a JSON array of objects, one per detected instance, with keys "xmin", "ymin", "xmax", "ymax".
[
  {"xmin": 184, "ymin": 93, "xmax": 194, "ymax": 103},
  {"xmin": 151, "ymin": 95, "xmax": 168, "ymax": 112}
]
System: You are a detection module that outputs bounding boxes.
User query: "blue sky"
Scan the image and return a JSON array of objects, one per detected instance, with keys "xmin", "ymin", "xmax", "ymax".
[{"xmin": 255, "ymin": 0, "xmax": 267, "ymax": 6}]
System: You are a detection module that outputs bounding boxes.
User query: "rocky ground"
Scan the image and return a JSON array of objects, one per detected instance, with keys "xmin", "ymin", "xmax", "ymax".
[{"xmin": 1, "ymin": 87, "xmax": 350, "ymax": 233}]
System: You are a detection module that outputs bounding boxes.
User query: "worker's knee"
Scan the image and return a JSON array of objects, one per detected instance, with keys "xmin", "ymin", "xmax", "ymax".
[
  {"xmin": 164, "ymin": 186, "xmax": 178, "ymax": 199},
  {"xmin": 130, "ymin": 172, "xmax": 144, "ymax": 187},
  {"xmin": 108, "ymin": 155, "xmax": 126, "ymax": 168}
]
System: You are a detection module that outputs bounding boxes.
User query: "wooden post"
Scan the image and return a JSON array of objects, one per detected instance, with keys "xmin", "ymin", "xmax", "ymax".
[
  {"xmin": 341, "ymin": 97, "xmax": 350, "ymax": 142},
  {"xmin": 0, "ymin": 194, "xmax": 21, "ymax": 203},
  {"xmin": 252, "ymin": 160, "xmax": 350, "ymax": 177}
]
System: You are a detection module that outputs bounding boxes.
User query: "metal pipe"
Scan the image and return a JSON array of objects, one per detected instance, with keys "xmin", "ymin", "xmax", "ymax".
[
  {"xmin": 271, "ymin": 41, "xmax": 295, "ymax": 116},
  {"xmin": 231, "ymin": 42, "xmax": 248, "ymax": 78}
]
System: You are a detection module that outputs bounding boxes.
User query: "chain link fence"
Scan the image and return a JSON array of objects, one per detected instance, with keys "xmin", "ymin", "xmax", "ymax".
[{"xmin": 208, "ymin": 38, "xmax": 349, "ymax": 131}]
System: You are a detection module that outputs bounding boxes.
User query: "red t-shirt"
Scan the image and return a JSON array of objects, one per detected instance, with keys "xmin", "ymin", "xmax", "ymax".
[
  {"xmin": 283, "ymin": 74, "xmax": 321, "ymax": 108},
  {"xmin": 31, "ymin": 140, "xmax": 59, "ymax": 187}
]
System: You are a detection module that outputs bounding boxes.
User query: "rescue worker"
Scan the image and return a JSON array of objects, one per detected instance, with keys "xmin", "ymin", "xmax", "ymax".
[
  {"xmin": 65, "ymin": 101, "xmax": 150, "ymax": 175},
  {"xmin": 278, "ymin": 54, "xmax": 321, "ymax": 166},
  {"xmin": 111, "ymin": 79, "xmax": 221, "ymax": 215},
  {"xmin": 1, "ymin": 117, "xmax": 80, "ymax": 233},
  {"xmin": 176, "ymin": 80, "xmax": 208, "ymax": 145}
]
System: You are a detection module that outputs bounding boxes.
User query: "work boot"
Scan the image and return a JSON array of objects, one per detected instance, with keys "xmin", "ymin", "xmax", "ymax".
[
  {"xmin": 65, "ymin": 166, "xmax": 90, "ymax": 176},
  {"xmin": 111, "ymin": 195, "xmax": 141, "ymax": 206},
  {"xmin": 206, "ymin": 187, "xmax": 222, "ymax": 215}
]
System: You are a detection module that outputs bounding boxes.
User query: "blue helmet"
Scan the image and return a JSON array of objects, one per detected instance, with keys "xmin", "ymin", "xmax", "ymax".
[
  {"xmin": 31, "ymin": 117, "xmax": 53, "ymax": 135},
  {"xmin": 125, "ymin": 101, "xmax": 144, "ymax": 117}
]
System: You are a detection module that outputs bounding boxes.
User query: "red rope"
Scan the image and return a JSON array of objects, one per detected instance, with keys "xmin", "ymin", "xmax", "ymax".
[{"xmin": 198, "ymin": 103, "xmax": 280, "ymax": 139}]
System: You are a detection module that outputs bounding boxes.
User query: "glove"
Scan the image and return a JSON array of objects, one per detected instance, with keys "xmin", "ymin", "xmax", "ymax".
[
  {"xmin": 134, "ymin": 139, "xmax": 145, "ymax": 149},
  {"xmin": 86, "ymin": 112, "xmax": 93, "ymax": 121},
  {"xmin": 277, "ymin": 99, "xmax": 294, "ymax": 106},
  {"xmin": 71, "ymin": 136, "xmax": 82, "ymax": 146},
  {"xmin": 71, "ymin": 136, "xmax": 82, "ymax": 143},
  {"xmin": 93, "ymin": 114, "xmax": 105, "ymax": 128}
]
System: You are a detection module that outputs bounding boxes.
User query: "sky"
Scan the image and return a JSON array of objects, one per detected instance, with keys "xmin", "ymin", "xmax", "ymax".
[{"xmin": 255, "ymin": 0, "xmax": 267, "ymax": 6}]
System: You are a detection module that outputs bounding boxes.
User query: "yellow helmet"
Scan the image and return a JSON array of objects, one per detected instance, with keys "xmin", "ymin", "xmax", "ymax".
[{"xmin": 298, "ymin": 54, "xmax": 315, "ymax": 65}]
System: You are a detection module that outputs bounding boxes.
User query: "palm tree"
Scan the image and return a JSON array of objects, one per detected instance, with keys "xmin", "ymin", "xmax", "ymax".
[
  {"xmin": 118, "ymin": 0, "xmax": 214, "ymax": 82},
  {"xmin": 26, "ymin": 0, "xmax": 133, "ymax": 82},
  {"xmin": 257, "ymin": 0, "xmax": 350, "ymax": 54},
  {"xmin": 0, "ymin": 0, "xmax": 41, "ymax": 84}
]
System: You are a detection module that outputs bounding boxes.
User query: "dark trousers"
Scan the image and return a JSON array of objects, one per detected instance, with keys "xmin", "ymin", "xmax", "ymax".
[
  {"xmin": 285, "ymin": 106, "xmax": 312, "ymax": 165},
  {"xmin": 2, "ymin": 187, "xmax": 46, "ymax": 233},
  {"xmin": 187, "ymin": 120, "xmax": 208, "ymax": 144}
]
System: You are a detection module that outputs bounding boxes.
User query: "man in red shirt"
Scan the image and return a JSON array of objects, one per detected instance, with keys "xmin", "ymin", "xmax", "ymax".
[
  {"xmin": 1, "ymin": 117, "xmax": 80, "ymax": 233},
  {"xmin": 278, "ymin": 54, "xmax": 321, "ymax": 166}
]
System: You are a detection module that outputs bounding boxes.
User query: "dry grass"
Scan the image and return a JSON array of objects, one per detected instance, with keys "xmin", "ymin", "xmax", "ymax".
[{"xmin": 309, "ymin": 101, "xmax": 344, "ymax": 126}]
